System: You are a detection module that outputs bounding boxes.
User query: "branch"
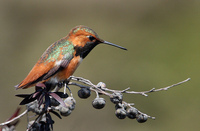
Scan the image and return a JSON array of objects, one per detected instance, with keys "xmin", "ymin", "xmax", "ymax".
[
  {"xmin": 124, "ymin": 78, "xmax": 191, "ymax": 96},
  {"xmin": 0, "ymin": 109, "xmax": 27, "ymax": 126},
  {"xmin": 69, "ymin": 76, "xmax": 191, "ymax": 97},
  {"xmin": 5, "ymin": 76, "xmax": 189, "ymax": 129},
  {"xmin": 68, "ymin": 76, "xmax": 190, "ymax": 120}
]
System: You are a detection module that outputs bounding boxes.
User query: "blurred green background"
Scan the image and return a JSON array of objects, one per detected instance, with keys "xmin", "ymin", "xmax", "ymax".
[{"xmin": 0, "ymin": 0, "xmax": 199, "ymax": 130}]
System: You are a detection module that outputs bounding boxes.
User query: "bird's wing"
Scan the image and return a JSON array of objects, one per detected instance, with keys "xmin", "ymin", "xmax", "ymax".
[
  {"xmin": 16, "ymin": 41, "xmax": 74, "ymax": 89},
  {"xmin": 42, "ymin": 52, "xmax": 73, "ymax": 80}
]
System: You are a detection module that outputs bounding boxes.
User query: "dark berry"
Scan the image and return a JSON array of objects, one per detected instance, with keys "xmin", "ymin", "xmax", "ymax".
[
  {"xmin": 92, "ymin": 97, "xmax": 106, "ymax": 109},
  {"xmin": 110, "ymin": 92, "xmax": 123, "ymax": 104},
  {"xmin": 127, "ymin": 107, "xmax": 138, "ymax": 119},
  {"xmin": 115, "ymin": 108, "xmax": 126, "ymax": 119},
  {"xmin": 59, "ymin": 107, "xmax": 72, "ymax": 117},
  {"xmin": 136, "ymin": 114, "xmax": 148, "ymax": 123},
  {"xmin": 78, "ymin": 88, "xmax": 91, "ymax": 99}
]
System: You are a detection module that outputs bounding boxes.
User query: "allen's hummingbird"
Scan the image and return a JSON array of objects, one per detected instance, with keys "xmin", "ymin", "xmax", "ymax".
[{"xmin": 15, "ymin": 25, "xmax": 127, "ymax": 89}]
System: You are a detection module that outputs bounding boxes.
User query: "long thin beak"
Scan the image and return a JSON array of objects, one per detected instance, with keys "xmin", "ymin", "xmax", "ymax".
[{"xmin": 102, "ymin": 41, "xmax": 127, "ymax": 50}]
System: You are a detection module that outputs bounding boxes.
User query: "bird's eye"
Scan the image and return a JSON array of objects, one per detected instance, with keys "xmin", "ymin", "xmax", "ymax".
[{"xmin": 88, "ymin": 35, "xmax": 95, "ymax": 41}]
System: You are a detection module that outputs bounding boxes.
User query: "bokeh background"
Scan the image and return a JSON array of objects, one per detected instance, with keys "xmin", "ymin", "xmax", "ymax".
[{"xmin": 0, "ymin": 0, "xmax": 199, "ymax": 131}]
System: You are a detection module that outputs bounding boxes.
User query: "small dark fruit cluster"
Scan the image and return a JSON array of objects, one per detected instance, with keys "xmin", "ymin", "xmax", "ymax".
[
  {"xmin": 115, "ymin": 103, "xmax": 148, "ymax": 123},
  {"xmin": 77, "ymin": 87, "xmax": 148, "ymax": 123},
  {"xmin": 110, "ymin": 92, "xmax": 123, "ymax": 104},
  {"xmin": 78, "ymin": 87, "xmax": 106, "ymax": 109},
  {"xmin": 109, "ymin": 91, "xmax": 148, "ymax": 123},
  {"xmin": 59, "ymin": 97, "xmax": 76, "ymax": 116}
]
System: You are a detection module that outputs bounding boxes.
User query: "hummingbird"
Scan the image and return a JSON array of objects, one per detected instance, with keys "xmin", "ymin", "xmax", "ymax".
[{"xmin": 15, "ymin": 25, "xmax": 127, "ymax": 89}]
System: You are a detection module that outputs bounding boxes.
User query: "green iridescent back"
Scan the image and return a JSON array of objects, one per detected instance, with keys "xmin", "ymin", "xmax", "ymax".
[{"xmin": 39, "ymin": 38, "xmax": 74, "ymax": 64}]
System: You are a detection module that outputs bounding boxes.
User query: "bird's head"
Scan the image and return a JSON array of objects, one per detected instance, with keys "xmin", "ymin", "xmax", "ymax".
[{"xmin": 68, "ymin": 25, "xmax": 127, "ymax": 59}]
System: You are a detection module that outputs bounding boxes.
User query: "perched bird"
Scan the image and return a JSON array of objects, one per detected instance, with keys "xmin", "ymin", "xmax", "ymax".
[{"xmin": 15, "ymin": 25, "xmax": 127, "ymax": 89}]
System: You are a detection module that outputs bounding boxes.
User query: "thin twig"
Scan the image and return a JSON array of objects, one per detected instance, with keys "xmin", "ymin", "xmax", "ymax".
[
  {"xmin": 154, "ymin": 78, "xmax": 191, "ymax": 91},
  {"xmin": 68, "ymin": 81, "xmax": 113, "ymax": 97},
  {"xmin": 125, "ymin": 78, "xmax": 191, "ymax": 96},
  {"xmin": 0, "ymin": 109, "xmax": 28, "ymax": 126}
]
